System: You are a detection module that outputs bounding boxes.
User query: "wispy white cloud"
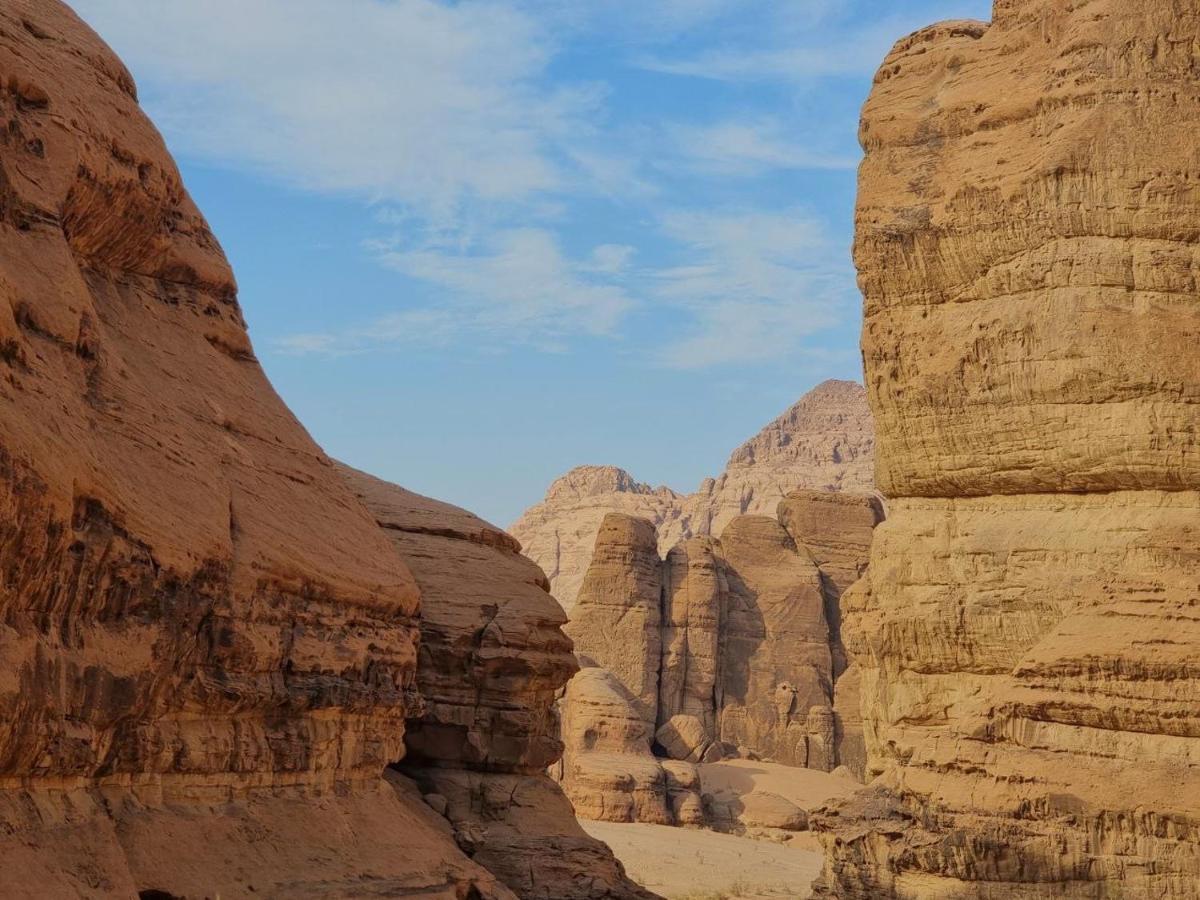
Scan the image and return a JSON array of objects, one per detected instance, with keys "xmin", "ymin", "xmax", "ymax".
[
  {"xmin": 72, "ymin": 0, "xmax": 602, "ymax": 219},
  {"xmin": 584, "ymin": 244, "xmax": 638, "ymax": 276},
  {"xmin": 665, "ymin": 118, "xmax": 858, "ymax": 176},
  {"xmin": 281, "ymin": 208, "xmax": 853, "ymax": 369},
  {"xmin": 649, "ymin": 209, "xmax": 853, "ymax": 368},
  {"xmin": 276, "ymin": 206, "xmax": 852, "ymax": 368},
  {"xmin": 635, "ymin": 12, "xmax": 967, "ymax": 83},
  {"xmin": 76, "ymin": 0, "xmax": 871, "ymax": 369},
  {"xmin": 277, "ymin": 228, "xmax": 635, "ymax": 354}
]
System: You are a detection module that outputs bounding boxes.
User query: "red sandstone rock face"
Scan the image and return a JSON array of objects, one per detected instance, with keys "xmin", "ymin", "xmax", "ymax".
[
  {"xmin": 0, "ymin": 0, "xmax": 422, "ymax": 788},
  {"xmin": 340, "ymin": 466, "xmax": 656, "ymax": 900},
  {"xmin": 340, "ymin": 465, "xmax": 575, "ymax": 775},
  {"xmin": 0, "ymin": 3, "xmax": 512, "ymax": 896}
]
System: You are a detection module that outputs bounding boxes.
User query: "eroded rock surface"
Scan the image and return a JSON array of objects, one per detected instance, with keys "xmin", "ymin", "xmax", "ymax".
[
  {"xmin": 340, "ymin": 467, "xmax": 656, "ymax": 900},
  {"xmin": 813, "ymin": 3, "xmax": 1200, "ymax": 897},
  {"xmin": 0, "ymin": 3, "xmax": 510, "ymax": 897},
  {"xmin": 511, "ymin": 380, "xmax": 875, "ymax": 612},
  {"xmin": 558, "ymin": 494, "xmax": 880, "ymax": 826},
  {"xmin": 554, "ymin": 664, "xmax": 677, "ymax": 827}
]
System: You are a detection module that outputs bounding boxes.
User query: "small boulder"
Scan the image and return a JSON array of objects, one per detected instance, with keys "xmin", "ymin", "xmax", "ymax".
[
  {"xmin": 737, "ymin": 791, "xmax": 808, "ymax": 832},
  {"xmin": 831, "ymin": 765, "xmax": 862, "ymax": 784},
  {"xmin": 656, "ymin": 714, "xmax": 712, "ymax": 762},
  {"xmin": 422, "ymin": 793, "xmax": 449, "ymax": 817}
]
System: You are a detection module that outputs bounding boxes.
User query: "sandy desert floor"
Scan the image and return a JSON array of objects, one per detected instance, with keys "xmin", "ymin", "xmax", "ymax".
[
  {"xmin": 582, "ymin": 762, "xmax": 861, "ymax": 899},
  {"xmin": 697, "ymin": 758, "xmax": 860, "ymax": 809},
  {"xmin": 582, "ymin": 819, "xmax": 823, "ymax": 900}
]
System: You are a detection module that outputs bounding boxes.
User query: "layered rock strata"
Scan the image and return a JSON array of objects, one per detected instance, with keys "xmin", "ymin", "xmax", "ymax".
[
  {"xmin": 340, "ymin": 466, "xmax": 655, "ymax": 900},
  {"xmin": 814, "ymin": 2, "xmax": 1200, "ymax": 897},
  {"xmin": 554, "ymin": 665, "xmax": 680, "ymax": 826},
  {"xmin": 511, "ymin": 379, "xmax": 875, "ymax": 612},
  {"xmin": 557, "ymin": 490, "xmax": 881, "ymax": 824},
  {"xmin": 0, "ymin": 2, "xmax": 514, "ymax": 896}
]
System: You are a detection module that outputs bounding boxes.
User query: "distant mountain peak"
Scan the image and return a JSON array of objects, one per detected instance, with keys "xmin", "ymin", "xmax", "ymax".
[
  {"xmin": 513, "ymin": 381, "xmax": 875, "ymax": 611},
  {"xmin": 727, "ymin": 380, "xmax": 870, "ymax": 469},
  {"xmin": 545, "ymin": 465, "xmax": 676, "ymax": 501}
]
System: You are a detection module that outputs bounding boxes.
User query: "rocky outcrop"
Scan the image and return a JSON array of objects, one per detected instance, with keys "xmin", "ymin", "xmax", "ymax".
[
  {"xmin": 0, "ymin": 2, "xmax": 513, "ymax": 897},
  {"xmin": 340, "ymin": 466, "xmax": 656, "ymax": 900},
  {"xmin": 554, "ymin": 665, "xmax": 678, "ymax": 826},
  {"xmin": 511, "ymin": 380, "xmax": 875, "ymax": 612},
  {"xmin": 658, "ymin": 537, "xmax": 726, "ymax": 746},
  {"xmin": 715, "ymin": 514, "xmax": 835, "ymax": 767},
  {"xmin": 777, "ymin": 491, "xmax": 883, "ymax": 774},
  {"xmin": 557, "ymin": 491, "xmax": 881, "ymax": 824},
  {"xmin": 813, "ymin": 3, "xmax": 1200, "ymax": 897}
]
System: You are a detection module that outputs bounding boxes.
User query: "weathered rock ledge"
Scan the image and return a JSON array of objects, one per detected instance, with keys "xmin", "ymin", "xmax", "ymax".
[{"xmin": 340, "ymin": 466, "xmax": 655, "ymax": 900}]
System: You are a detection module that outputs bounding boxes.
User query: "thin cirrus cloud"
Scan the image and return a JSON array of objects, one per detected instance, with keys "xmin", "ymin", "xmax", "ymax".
[
  {"xmin": 648, "ymin": 209, "xmax": 852, "ymax": 368},
  {"xmin": 280, "ymin": 208, "xmax": 852, "ymax": 370},
  {"xmin": 71, "ymin": 0, "xmax": 594, "ymax": 217},
  {"xmin": 380, "ymin": 229, "xmax": 636, "ymax": 346},
  {"xmin": 277, "ymin": 229, "xmax": 635, "ymax": 356},
  {"xmin": 72, "ymin": 0, "xmax": 873, "ymax": 369},
  {"xmin": 664, "ymin": 119, "xmax": 859, "ymax": 176},
  {"xmin": 635, "ymin": 7, "xmax": 983, "ymax": 83}
]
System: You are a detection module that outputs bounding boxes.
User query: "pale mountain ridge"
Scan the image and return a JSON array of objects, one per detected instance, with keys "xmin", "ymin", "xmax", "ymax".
[{"xmin": 511, "ymin": 379, "xmax": 875, "ymax": 611}]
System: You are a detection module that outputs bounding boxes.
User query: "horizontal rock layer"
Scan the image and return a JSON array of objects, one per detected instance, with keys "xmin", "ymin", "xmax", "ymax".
[{"xmin": 0, "ymin": 3, "xmax": 550, "ymax": 897}]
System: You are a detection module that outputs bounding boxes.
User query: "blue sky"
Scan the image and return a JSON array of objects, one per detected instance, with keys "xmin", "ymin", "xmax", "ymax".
[{"xmin": 73, "ymin": 0, "xmax": 992, "ymax": 525}]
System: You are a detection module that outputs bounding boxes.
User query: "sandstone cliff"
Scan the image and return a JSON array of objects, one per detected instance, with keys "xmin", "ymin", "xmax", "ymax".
[
  {"xmin": 0, "ymin": 5, "xmax": 656, "ymax": 898},
  {"xmin": 339, "ymin": 466, "xmax": 654, "ymax": 900},
  {"xmin": 0, "ymin": 2, "xmax": 518, "ymax": 897},
  {"xmin": 557, "ymin": 491, "xmax": 881, "ymax": 825},
  {"xmin": 813, "ymin": 2, "xmax": 1200, "ymax": 897},
  {"xmin": 511, "ymin": 379, "xmax": 875, "ymax": 612}
]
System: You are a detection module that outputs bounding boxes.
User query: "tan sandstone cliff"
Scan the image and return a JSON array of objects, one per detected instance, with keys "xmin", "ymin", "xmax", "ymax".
[
  {"xmin": 511, "ymin": 379, "xmax": 875, "ymax": 612},
  {"xmin": 557, "ymin": 490, "xmax": 881, "ymax": 826},
  {"xmin": 813, "ymin": 2, "xmax": 1200, "ymax": 897}
]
